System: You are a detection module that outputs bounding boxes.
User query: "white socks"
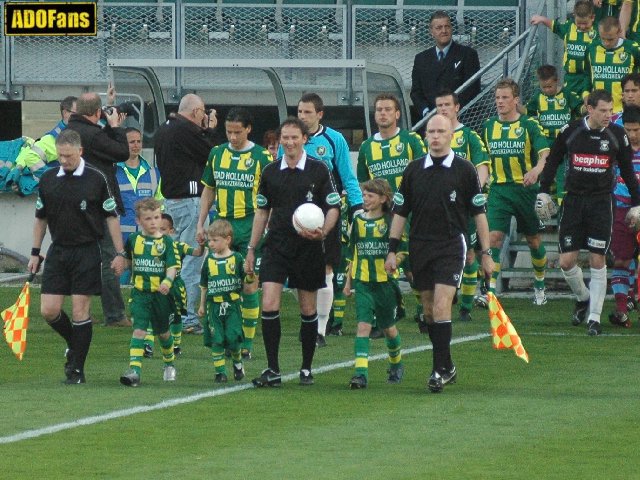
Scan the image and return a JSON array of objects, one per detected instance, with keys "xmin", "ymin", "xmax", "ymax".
[
  {"xmin": 562, "ymin": 265, "xmax": 590, "ymax": 302},
  {"xmin": 316, "ymin": 272, "xmax": 334, "ymax": 336},
  {"xmin": 588, "ymin": 266, "xmax": 607, "ymax": 323}
]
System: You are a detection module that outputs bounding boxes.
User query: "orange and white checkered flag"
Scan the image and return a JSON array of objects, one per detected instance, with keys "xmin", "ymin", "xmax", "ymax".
[
  {"xmin": 487, "ymin": 292, "xmax": 529, "ymax": 363},
  {"xmin": 1, "ymin": 282, "xmax": 30, "ymax": 361}
]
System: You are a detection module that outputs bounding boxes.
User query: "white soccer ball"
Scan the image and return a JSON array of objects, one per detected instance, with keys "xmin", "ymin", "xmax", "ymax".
[{"xmin": 292, "ymin": 203, "xmax": 325, "ymax": 233}]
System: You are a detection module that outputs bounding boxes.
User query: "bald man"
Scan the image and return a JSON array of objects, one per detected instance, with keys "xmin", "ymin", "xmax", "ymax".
[
  {"xmin": 385, "ymin": 114, "xmax": 493, "ymax": 393},
  {"xmin": 155, "ymin": 93, "xmax": 218, "ymax": 334}
]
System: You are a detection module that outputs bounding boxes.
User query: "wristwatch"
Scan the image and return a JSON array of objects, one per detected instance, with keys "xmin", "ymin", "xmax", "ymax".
[
  {"xmin": 116, "ymin": 250, "xmax": 127, "ymax": 258},
  {"xmin": 481, "ymin": 248, "xmax": 492, "ymax": 256}
]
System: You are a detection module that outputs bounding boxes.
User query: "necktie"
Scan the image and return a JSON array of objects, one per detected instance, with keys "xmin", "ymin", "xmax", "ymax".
[{"xmin": 438, "ymin": 50, "xmax": 444, "ymax": 62}]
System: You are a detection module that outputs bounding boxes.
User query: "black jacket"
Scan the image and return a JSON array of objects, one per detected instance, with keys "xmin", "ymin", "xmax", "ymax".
[
  {"xmin": 410, "ymin": 41, "xmax": 481, "ymax": 115},
  {"xmin": 154, "ymin": 114, "xmax": 218, "ymax": 199},
  {"xmin": 67, "ymin": 114, "xmax": 129, "ymax": 215}
]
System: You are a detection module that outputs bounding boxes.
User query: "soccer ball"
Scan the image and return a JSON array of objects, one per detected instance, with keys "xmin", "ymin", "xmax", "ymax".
[{"xmin": 292, "ymin": 203, "xmax": 324, "ymax": 233}]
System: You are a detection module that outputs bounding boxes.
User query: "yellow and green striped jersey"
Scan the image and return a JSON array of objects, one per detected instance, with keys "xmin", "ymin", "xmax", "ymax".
[
  {"xmin": 552, "ymin": 19, "xmax": 597, "ymax": 77},
  {"xmin": 199, "ymin": 251, "xmax": 245, "ymax": 302},
  {"xmin": 585, "ymin": 38, "xmax": 640, "ymax": 112},
  {"xmin": 482, "ymin": 115, "xmax": 549, "ymax": 185},
  {"xmin": 628, "ymin": 1, "xmax": 640, "ymax": 43},
  {"xmin": 426, "ymin": 124, "xmax": 489, "ymax": 169},
  {"xmin": 126, "ymin": 232, "xmax": 180, "ymax": 293},
  {"xmin": 357, "ymin": 129, "xmax": 425, "ymax": 192},
  {"xmin": 347, "ymin": 213, "xmax": 404, "ymax": 283},
  {"xmin": 525, "ymin": 87, "xmax": 583, "ymax": 140},
  {"xmin": 201, "ymin": 142, "xmax": 273, "ymax": 218}
]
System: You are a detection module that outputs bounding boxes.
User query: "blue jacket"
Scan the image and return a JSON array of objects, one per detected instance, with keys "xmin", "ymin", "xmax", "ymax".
[{"xmin": 115, "ymin": 156, "xmax": 161, "ymax": 240}]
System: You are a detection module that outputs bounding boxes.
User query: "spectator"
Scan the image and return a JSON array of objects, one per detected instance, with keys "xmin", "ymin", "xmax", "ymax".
[{"xmin": 411, "ymin": 10, "xmax": 480, "ymax": 118}]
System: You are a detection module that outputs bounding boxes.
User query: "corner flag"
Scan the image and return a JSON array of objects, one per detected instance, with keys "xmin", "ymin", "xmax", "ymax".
[{"xmin": 487, "ymin": 292, "xmax": 529, "ymax": 363}]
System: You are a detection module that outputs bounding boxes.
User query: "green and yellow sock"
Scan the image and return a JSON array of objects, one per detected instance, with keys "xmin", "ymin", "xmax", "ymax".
[
  {"xmin": 490, "ymin": 248, "xmax": 501, "ymax": 294},
  {"xmin": 241, "ymin": 290, "xmax": 259, "ymax": 352},
  {"xmin": 129, "ymin": 337, "xmax": 145, "ymax": 375},
  {"xmin": 386, "ymin": 333, "xmax": 402, "ymax": 368},
  {"xmin": 530, "ymin": 245, "xmax": 547, "ymax": 290},
  {"xmin": 354, "ymin": 336, "xmax": 370, "ymax": 379},
  {"xmin": 143, "ymin": 328, "xmax": 154, "ymax": 349},
  {"xmin": 170, "ymin": 320, "xmax": 182, "ymax": 349},
  {"xmin": 460, "ymin": 259, "xmax": 479, "ymax": 310},
  {"xmin": 159, "ymin": 335, "xmax": 175, "ymax": 365},
  {"xmin": 211, "ymin": 348, "xmax": 226, "ymax": 375},
  {"xmin": 332, "ymin": 292, "xmax": 346, "ymax": 328}
]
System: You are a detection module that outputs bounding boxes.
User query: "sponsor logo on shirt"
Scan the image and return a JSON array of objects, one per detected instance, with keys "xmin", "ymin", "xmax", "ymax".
[{"xmin": 572, "ymin": 154, "xmax": 610, "ymax": 168}]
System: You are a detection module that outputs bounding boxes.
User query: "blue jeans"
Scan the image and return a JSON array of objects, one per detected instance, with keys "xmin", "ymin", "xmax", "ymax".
[{"xmin": 164, "ymin": 197, "xmax": 205, "ymax": 327}]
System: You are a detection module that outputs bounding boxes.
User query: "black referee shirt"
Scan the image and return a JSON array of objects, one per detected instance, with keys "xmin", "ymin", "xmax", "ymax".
[
  {"xmin": 257, "ymin": 152, "xmax": 340, "ymax": 241},
  {"xmin": 393, "ymin": 151, "xmax": 485, "ymax": 241},
  {"xmin": 35, "ymin": 159, "xmax": 118, "ymax": 245}
]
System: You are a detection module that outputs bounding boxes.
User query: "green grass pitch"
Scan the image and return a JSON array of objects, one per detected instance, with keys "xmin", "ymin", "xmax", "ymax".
[{"xmin": 1, "ymin": 286, "xmax": 639, "ymax": 479}]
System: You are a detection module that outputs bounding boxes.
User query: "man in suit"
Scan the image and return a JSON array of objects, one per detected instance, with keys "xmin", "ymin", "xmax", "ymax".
[{"xmin": 411, "ymin": 11, "xmax": 481, "ymax": 118}]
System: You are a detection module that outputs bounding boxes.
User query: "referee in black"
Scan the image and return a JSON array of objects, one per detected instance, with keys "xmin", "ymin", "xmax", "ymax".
[
  {"xmin": 27, "ymin": 129, "xmax": 126, "ymax": 384},
  {"xmin": 385, "ymin": 114, "xmax": 493, "ymax": 392},
  {"xmin": 245, "ymin": 117, "xmax": 340, "ymax": 387}
]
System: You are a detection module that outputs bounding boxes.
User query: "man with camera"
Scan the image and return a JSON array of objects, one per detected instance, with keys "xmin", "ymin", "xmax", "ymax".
[
  {"xmin": 155, "ymin": 93, "xmax": 218, "ymax": 334},
  {"xmin": 67, "ymin": 91, "xmax": 131, "ymax": 327}
]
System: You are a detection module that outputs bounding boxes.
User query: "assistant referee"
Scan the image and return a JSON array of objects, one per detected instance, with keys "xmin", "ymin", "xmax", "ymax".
[
  {"xmin": 385, "ymin": 114, "xmax": 493, "ymax": 393},
  {"xmin": 28, "ymin": 129, "xmax": 126, "ymax": 385}
]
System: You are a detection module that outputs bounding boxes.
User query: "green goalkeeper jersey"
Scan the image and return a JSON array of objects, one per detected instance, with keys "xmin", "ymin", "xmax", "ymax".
[
  {"xmin": 357, "ymin": 128, "xmax": 425, "ymax": 192},
  {"xmin": 585, "ymin": 38, "xmax": 640, "ymax": 112},
  {"xmin": 126, "ymin": 232, "xmax": 180, "ymax": 293},
  {"xmin": 347, "ymin": 213, "xmax": 405, "ymax": 283},
  {"xmin": 525, "ymin": 87, "xmax": 583, "ymax": 140},
  {"xmin": 482, "ymin": 114, "xmax": 549, "ymax": 185},
  {"xmin": 552, "ymin": 19, "xmax": 598, "ymax": 78},
  {"xmin": 200, "ymin": 251, "xmax": 245, "ymax": 303},
  {"xmin": 201, "ymin": 142, "xmax": 273, "ymax": 219}
]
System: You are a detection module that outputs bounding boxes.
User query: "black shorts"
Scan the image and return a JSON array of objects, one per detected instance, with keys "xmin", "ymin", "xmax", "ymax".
[
  {"xmin": 260, "ymin": 235, "xmax": 326, "ymax": 291},
  {"xmin": 409, "ymin": 235, "xmax": 466, "ymax": 291},
  {"xmin": 323, "ymin": 224, "xmax": 341, "ymax": 269},
  {"xmin": 558, "ymin": 193, "xmax": 613, "ymax": 255},
  {"xmin": 41, "ymin": 242, "xmax": 102, "ymax": 296}
]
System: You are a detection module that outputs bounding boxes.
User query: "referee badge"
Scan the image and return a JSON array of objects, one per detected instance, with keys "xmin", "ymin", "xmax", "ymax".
[
  {"xmin": 35, "ymin": 196, "xmax": 43, "ymax": 210},
  {"xmin": 472, "ymin": 193, "xmax": 487, "ymax": 207},
  {"xmin": 103, "ymin": 197, "xmax": 117, "ymax": 212},
  {"xmin": 326, "ymin": 192, "xmax": 341, "ymax": 205},
  {"xmin": 316, "ymin": 146, "xmax": 327, "ymax": 157},
  {"xmin": 393, "ymin": 192, "xmax": 404, "ymax": 206},
  {"xmin": 256, "ymin": 194, "xmax": 267, "ymax": 207},
  {"xmin": 395, "ymin": 143, "xmax": 404, "ymax": 154},
  {"xmin": 618, "ymin": 51, "xmax": 628, "ymax": 62},
  {"xmin": 244, "ymin": 156, "xmax": 254, "ymax": 169},
  {"xmin": 514, "ymin": 127, "xmax": 524, "ymax": 137}
]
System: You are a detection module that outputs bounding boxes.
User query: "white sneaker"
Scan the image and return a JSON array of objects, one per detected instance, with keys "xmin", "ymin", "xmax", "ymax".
[
  {"xmin": 163, "ymin": 365, "xmax": 176, "ymax": 382},
  {"xmin": 533, "ymin": 287, "xmax": 547, "ymax": 306}
]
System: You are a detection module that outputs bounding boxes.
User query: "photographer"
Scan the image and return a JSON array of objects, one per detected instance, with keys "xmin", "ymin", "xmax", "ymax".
[
  {"xmin": 67, "ymin": 91, "xmax": 131, "ymax": 327},
  {"xmin": 155, "ymin": 93, "xmax": 218, "ymax": 334}
]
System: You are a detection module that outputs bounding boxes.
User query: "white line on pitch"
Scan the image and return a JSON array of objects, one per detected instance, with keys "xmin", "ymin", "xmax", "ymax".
[{"xmin": 0, "ymin": 333, "xmax": 488, "ymax": 445}]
